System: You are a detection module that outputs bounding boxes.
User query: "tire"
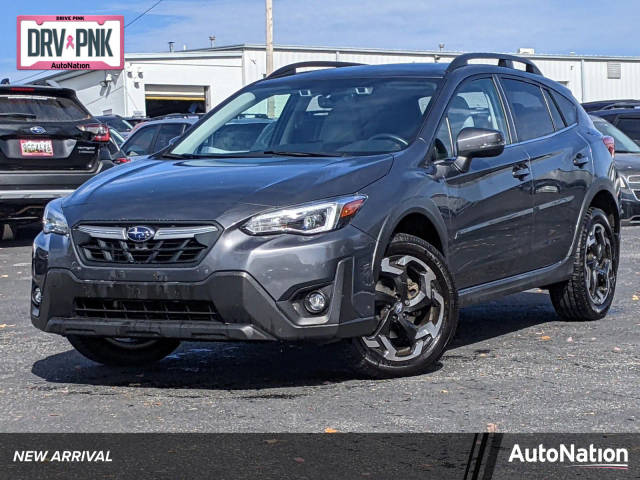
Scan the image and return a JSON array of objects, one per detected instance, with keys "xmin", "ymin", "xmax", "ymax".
[
  {"xmin": 349, "ymin": 233, "xmax": 459, "ymax": 378},
  {"xmin": 67, "ymin": 335, "xmax": 180, "ymax": 367},
  {"xmin": 1, "ymin": 223, "xmax": 16, "ymax": 241},
  {"xmin": 550, "ymin": 207, "xmax": 618, "ymax": 321}
]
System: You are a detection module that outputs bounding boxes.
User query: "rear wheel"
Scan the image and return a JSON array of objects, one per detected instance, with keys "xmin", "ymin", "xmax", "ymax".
[
  {"xmin": 350, "ymin": 233, "xmax": 458, "ymax": 378},
  {"xmin": 550, "ymin": 207, "xmax": 618, "ymax": 320},
  {"xmin": 67, "ymin": 335, "xmax": 180, "ymax": 367}
]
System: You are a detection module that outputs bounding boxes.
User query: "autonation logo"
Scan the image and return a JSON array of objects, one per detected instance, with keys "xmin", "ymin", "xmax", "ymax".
[{"xmin": 509, "ymin": 443, "xmax": 629, "ymax": 470}]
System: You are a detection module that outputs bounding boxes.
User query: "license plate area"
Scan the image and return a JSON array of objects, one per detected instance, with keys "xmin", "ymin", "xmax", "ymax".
[{"xmin": 20, "ymin": 139, "xmax": 53, "ymax": 156}]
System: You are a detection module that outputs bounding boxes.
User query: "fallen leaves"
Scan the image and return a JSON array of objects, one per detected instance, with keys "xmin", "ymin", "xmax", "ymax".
[
  {"xmin": 633, "ymin": 294, "xmax": 639, "ymax": 301},
  {"xmin": 0, "ymin": 324, "xmax": 15, "ymax": 329},
  {"xmin": 540, "ymin": 335, "xmax": 551, "ymax": 341},
  {"xmin": 486, "ymin": 423, "xmax": 499, "ymax": 433},
  {"xmin": 324, "ymin": 427, "xmax": 339, "ymax": 433},
  {"xmin": 293, "ymin": 457, "xmax": 305, "ymax": 463}
]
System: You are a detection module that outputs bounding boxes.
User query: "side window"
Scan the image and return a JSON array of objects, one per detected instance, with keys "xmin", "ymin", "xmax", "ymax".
[
  {"xmin": 502, "ymin": 78, "xmax": 554, "ymax": 141},
  {"xmin": 550, "ymin": 91, "xmax": 578, "ymax": 126},
  {"xmin": 154, "ymin": 123, "xmax": 186, "ymax": 153},
  {"xmin": 123, "ymin": 126, "xmax": 157, "ymax": 156},
  {"xmin": 542, "ymin": 89, "xmax": 566, "ymax": 130},
  {"xmin": 444, "ymin": 77, "xmax": 509, "ymax": 149}
]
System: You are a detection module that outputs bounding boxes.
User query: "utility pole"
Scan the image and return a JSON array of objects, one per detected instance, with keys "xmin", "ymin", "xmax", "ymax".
[
  {"xmin": 265, "ymin": 0, "xmax": 275, "ymax": 117},
  {"xmin": 265, "ymin": 0, "xmax": 274, "ymax": 76}
]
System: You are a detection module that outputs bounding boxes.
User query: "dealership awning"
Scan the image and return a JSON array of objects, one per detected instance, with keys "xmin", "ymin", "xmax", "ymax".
[{"xmin": 144, "ymin": 84, "xmax": 206, "ymax": 101}]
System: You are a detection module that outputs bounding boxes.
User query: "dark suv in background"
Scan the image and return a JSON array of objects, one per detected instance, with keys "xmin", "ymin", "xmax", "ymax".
[
  {"xmin": 32, "ymin": 54, "xmax": 620, "ymax": 378},
  {"xmin": 588, "ymin": 101, "xmax": 640, "ymax": 145},
  {"xmin": 0, "ymin": 85, "xmax": 118, "ymax": 240}
]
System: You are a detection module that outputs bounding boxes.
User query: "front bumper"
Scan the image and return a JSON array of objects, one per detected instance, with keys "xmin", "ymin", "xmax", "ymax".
[
  {"xmin": 31, "ymin": 225, "xmax": 378, "ymax": 342},
  {"xmin": 620, "ymin": 189, "xmax": 640, "ymax": 225}
]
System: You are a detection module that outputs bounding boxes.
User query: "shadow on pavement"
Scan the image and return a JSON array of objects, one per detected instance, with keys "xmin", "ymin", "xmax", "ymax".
[{"xmin": 30, "ymin": 291, "xmax": 557, "ymax": 390}]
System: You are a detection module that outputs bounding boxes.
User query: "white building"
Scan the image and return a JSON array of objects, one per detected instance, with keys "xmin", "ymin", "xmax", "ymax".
[{"xmin": 34, "ymin": 44, "xmax": 640, "ymax": 117}]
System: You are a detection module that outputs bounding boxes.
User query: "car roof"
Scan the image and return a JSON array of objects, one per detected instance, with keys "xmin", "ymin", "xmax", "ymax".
[
  {"xmin": 135, "ymin": 117, "xmax": 199, "ymax": 127},
  {"xmin": 258, "ymin": 61, "xmax": 573, "ymax": 98}
]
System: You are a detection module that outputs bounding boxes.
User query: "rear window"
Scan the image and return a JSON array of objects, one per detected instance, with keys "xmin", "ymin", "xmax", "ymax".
[
  {"xmin": 550, "ymin": 91, "xmax": 578, "ymax": 125},
  {"xmin": 0, "ymin": 94, "xmax": 90, "ymax": 122},
  {"xmin": 615, "ymin": 117, "xmax": 640, "ymax": 141},
  {"xmin": 501, "ymin": 78, "xmax": 554, "ymax": 141}
]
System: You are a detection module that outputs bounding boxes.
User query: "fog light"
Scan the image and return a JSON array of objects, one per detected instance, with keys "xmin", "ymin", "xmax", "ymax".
[
  {"xmin": 32, "ymin": 287, "xmax": 42, "ymax": 306},
  {"xmin": 304, "ymin": 291, "xmax": 327, "ymax": 314}
]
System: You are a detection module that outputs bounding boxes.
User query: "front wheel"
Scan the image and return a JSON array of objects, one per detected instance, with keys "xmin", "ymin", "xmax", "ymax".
[
  {"xmin": 350, "ymin": 233, "xmax": 459, "ymax": 378},
  {"xmin": 550, "ymin": 207, "xmax": 618, "ymax": 321},
  {"xmin": 67, "ymin": 335, "xmax": 180, "ymax": 367}
]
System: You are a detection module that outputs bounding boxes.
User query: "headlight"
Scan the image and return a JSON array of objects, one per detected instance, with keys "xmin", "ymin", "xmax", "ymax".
[
  {"xmin": 42, "ymin": 198, "xmax": 69, "ymax": 235},
  {"xmin": 243, "ymin": 195, "xmax": 366, "ymax": 235}
]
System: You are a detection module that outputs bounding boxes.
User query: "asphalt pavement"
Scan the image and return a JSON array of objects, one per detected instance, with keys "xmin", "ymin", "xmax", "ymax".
[{"xmin": 0, "ymin": 226, "xmax": 638, "ymax": 432}]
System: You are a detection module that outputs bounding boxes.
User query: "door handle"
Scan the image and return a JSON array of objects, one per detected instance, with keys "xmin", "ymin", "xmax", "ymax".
[
  {"xmin": 573, "ymin": 152, "xmax": 589, "ymax": 167},
  {"xmin": 512, "ymin": 165, "xmax": 530, "ymax": 180}
]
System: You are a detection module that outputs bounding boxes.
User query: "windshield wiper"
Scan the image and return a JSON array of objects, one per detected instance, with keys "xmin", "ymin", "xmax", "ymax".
[
  {"xmin": 260, "ymin": 150, "xmax": 345, "ymax": 157},
  {"xmin": 161, "ymin": 152, "xmax": 198, "ymax": 159},
  {"xmin": 0, "ymin": 112, "xmax": 37, "ymax": 119}
]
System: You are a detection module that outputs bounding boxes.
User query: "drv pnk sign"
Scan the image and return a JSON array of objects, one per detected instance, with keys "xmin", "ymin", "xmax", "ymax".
[{"xmin": 17, "ymin": 15, "xmax": 124, "ymax": 70}]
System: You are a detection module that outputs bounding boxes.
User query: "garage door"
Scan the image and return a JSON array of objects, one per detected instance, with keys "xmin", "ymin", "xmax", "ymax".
[
  {"xmin": 144, "ymin": 84, "xmax": 207, "ymax": 117},
  {"xmin": 144, "ymin": 84, "xmax": 206, "ymax": 101}
]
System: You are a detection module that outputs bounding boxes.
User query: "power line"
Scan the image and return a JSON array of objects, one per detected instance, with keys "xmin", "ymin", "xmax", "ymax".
[{"xmin": 125, "ymin": 0, "xmax": 164, "ymax": 28}]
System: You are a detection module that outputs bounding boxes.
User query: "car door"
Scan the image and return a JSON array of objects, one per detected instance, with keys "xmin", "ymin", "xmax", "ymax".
[
  {"xmin": 499, "ymin": 77, "xmax": 592, "ymax": 268},
  {"xmin": 122, "ymin": 125, "xmax": 159, "ymax": 157},
  {"xmin": 441, "ymin": 76, "xmax": 535, "ymax": 289},
  {"xmin": 152, "ymin": 122, "xmax": 187, "ymax": 154}
]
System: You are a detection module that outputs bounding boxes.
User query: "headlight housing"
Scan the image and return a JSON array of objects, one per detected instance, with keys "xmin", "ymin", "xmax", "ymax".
[
  {"xmin": 42, "ymin": 198, "xmax": 69, "ymax": 235},
  {"xmin": 243, "ymin": 195, "xmax": 366, "ymax": 235}
]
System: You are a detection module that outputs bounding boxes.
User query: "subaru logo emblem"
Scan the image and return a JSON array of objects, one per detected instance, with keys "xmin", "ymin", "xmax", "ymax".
[
  {"xmin": 126, "ymin": 226, "xmax": 155, "ymax": 242},
  {"xmin": 30, "ymin": 126, "xmax": 46, "ymax": 134}
]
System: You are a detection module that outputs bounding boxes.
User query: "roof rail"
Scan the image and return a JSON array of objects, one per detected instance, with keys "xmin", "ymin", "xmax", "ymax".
[
  {"xmin": 446, "ymin": 53, "xmax": 542, "ymax": 76},
  {"xmin": 266, "ymin": 61, "xmax": 363, "ymax": 79},
  {"xmin": 602, "ymin": 101, "xmax": 640, "ymax": 110}
]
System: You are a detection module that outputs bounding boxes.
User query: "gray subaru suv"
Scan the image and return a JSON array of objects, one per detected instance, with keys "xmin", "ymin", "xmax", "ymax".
[{"xmin": 31, "ymin": 54, "xmax": 620, "ymax": 377}]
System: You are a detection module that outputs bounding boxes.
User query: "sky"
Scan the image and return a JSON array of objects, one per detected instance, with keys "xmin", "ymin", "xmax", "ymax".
[{"xmin": 3, "ymin": 0, "xmax": 640, "ymax": 82}]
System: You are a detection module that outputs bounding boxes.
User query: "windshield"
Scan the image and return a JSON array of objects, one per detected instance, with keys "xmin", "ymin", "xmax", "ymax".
[
  {"xmin": 592, "ymin": 117, "xmax": 640, "ymax": 153},
  {"xmin": 171, "ymin": 76, "xmax": 441, "ymax": 157},
  {"xmin": 0, "ymin": 94, "xmax": 90, "ymax": 122}
]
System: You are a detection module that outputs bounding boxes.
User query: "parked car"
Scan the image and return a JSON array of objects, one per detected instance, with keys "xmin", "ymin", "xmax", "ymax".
[
  {"xmin": 109, "ymin": 128, "xmax": 125, "ymax": 148},
  {"xmin": 95, "ymin": 115, "xmax": 133, "ymax": 138},
  {"xmin": 581, "ymin": 99, "xmax": 640, "ymax": 112},
  {"xmin": 120, "ymin": 117, "xmax": 198, "ymax": 158},
  {"xmin": 591, "ymin": 115, "xmax": 640, "ymax": 225},
  {"xmin": 0, "ymin": 85, "xmax": 118, "ymax": 240},
  {"xmin": 32, "ymin": 54, "xmax": 620, "ymax": 378},
  {"xmin": 589, "ymin": 103, "xmax": 640, "ymax": 145}
]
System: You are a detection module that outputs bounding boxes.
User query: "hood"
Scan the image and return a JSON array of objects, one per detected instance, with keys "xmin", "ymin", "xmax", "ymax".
[
  {"xmin": 615, "ymin": 152, "xmax": 640, "ymax": 175},
  {"xmin": 62, "ymin": 154, "xmax": 393, "ymax": 227}
]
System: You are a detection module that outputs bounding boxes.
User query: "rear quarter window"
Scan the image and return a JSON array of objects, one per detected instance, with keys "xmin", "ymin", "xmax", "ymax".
[
  {"xmin": 550, "ymin": 91, "xmax": 578, "ymax": 126},
  {"xmin": 0, "ymin": 94, "xmax": 89, "ymax": 122}
]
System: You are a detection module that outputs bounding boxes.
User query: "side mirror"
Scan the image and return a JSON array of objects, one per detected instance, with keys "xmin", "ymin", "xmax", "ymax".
[{"xmin": 454, "ymin": 127, "xmax": 505, "ymax": 173}]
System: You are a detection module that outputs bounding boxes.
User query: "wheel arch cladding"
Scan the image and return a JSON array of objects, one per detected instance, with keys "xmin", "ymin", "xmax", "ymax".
[
  {"xmin": 589, "ymin": 189, "xmax": 620, "ymax": 235},
  {"xmin": 392, "ymin": 212, "xmax": 444, "ymax": 254}
]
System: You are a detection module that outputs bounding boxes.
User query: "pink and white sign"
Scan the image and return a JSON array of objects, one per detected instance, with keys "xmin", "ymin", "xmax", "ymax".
[{"xmin": 17, "ymin": 15, "xmax": 124, "ymax": 70}]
